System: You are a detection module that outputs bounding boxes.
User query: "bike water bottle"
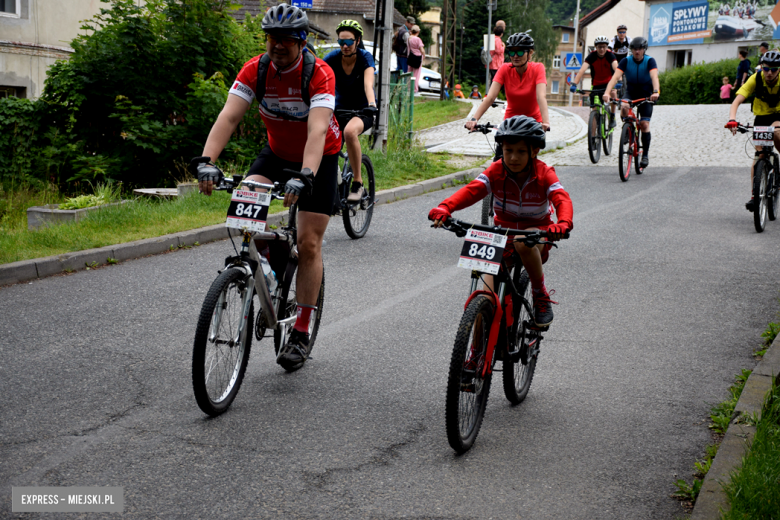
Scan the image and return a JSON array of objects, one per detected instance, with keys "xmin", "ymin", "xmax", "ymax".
[{"xmin": 258, "ymin": 256, "xmax": 278, "ymax": 293}]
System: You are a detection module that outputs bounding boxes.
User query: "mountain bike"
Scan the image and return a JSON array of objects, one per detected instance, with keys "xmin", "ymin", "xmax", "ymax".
[
  {"xmin": 434, "ymin": 217, "xmax": 568, "ymax": 453},
  {"xmin": 578, "ymin": 89, "xmax": 619, "ymax": 164},
  {"xmin": 735, "ymin": 123, "xmax": 780, "ymax": 232},
  {"xmin": 618, "ymin": 98, "xmax": 653, "ymax": 182},
  {"xmin": 333, "ymin": 109, "xmax": 377, "ymax": 239},
  {"xmin": 191, "ymin": 171, "xmax": 325, "ymax": 417}
]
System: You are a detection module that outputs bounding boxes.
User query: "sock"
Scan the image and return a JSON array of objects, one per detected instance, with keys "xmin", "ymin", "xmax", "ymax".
[
  {"xmin": 641, "ymin": 132, "xmax": 651, "ymax": 156},
  {"xmin": 293, "ymin": 304, "xmax": 317, "ymax": 333},
  {"xmin": 351, "ymin": 181, "xmax": 362, "ymax": 191},
  {"xmin": 530, "ymin": 275, "xmax": 546, "ymax": 295}
]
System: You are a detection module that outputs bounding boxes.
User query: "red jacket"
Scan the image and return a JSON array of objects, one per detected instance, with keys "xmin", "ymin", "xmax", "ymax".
[{"xmin": 440, "ymin": 158, "xmax": 573, "ymax": 230}]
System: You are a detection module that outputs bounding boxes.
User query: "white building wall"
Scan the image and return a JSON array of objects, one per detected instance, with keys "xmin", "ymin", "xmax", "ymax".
[{"xmin": 582, "ymin": 0, "xmax": 645, "ymax": 52}]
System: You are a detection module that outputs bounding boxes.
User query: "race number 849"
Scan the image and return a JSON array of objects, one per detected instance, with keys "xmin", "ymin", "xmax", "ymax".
[{"xmin": 457, "ymin": 229, "xmax": 508, "ymax": 275}]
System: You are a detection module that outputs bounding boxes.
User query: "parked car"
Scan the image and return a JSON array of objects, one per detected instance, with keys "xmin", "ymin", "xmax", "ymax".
[{"xmin": 315, "ymin": 41, "xmax": 441, "ymax": 94}]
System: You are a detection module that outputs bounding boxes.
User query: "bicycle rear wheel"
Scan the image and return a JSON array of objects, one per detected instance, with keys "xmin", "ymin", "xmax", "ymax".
[
  {"xmin": 273, "ymin": 262, "xmax": 325, "ymax": 371},
  {"xmin": 342, "ymin": 154, "xmax": 375, "ymax": 239},
  {"xmin": 192, "ymin": 268, "xmax": 254, "ymax": 416},
  {"xmin": 480, "ymin": 194, "xmax": 494, "ymax": 226},
  {"xmin": 768, "ymin": 157, "xmax": 779, "ymax": 221},
  {"xmin": 503, "ymin": 270, "xmax": 537, "ymax": 405},
  {"xmin": 602, "ymin": 112, "xmax": 614, "ymax": 156},
  {"xmin": 753, "ymin": 159, "xmax": 769, "ymax": 233},
  {"xmin": 588, "ymin": 111, "xmax": 602, "ymax": 164},
  {"xmin": 618, "ymin": 124, "xmax": 633, "ymax": 182},
  {"xmin": 445, "ymin": 295, "xmax": 494, "ymax": 453}
]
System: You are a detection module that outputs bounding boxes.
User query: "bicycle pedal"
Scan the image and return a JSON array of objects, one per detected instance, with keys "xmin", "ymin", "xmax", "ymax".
[{"xmin": 523, "ymin": 320, "xmax": 549, "ymax": 332}]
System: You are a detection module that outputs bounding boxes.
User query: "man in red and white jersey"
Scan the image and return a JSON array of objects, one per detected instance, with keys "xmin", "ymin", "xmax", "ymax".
[{"xmin": 191, "ymin": 4, "xmax": 339, "ymax": 371}]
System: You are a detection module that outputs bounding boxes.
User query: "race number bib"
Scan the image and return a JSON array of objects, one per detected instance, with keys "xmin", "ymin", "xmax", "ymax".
[
  {"xmin": 225, "ymin": 189, "xmax": 271, "ymax": 232},
  {"xmin": 753, "ymin": 126, "xmax": 774, "ymax": 147},
  {"xmin": 457, "ymin": 229, "xmax": 508, "ymax": 275}
]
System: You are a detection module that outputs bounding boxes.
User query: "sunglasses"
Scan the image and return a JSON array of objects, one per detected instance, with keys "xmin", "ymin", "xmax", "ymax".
[
  {"xmin": 763, "ymin": 66, "xmax": 780, "ymax": 72},
  {"xmin": 338, "ymin": 38, "xmax": 356, "ymax": 47},
  {"xmin": 506, "ymin": 49, "xmax": 526, "ymax": 57},
  {"xmin": 266, "ymin": 33, "xmax": 301, "ymax": 47},
  {"xmin": 618, "ymin": 31, "xmax": 627, "ymax": 34}
]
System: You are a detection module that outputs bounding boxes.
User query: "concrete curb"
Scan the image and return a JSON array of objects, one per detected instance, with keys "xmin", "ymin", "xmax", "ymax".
[
  {"xmin": 691, "ymin": 338, "xmax": 780, "ymax": 519},
  {"xmin": 0, "ymin": 168, "xmax": 482, "ymax": 286},
  {"xmin": 548, "ymin": 106, "xmax": 588, "ymax": 149}
]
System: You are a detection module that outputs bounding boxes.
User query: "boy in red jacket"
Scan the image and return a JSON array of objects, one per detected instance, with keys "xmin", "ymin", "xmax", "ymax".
[{"xmin": 429, "ymin": 115, "xmax": 573, "ymax": 326}]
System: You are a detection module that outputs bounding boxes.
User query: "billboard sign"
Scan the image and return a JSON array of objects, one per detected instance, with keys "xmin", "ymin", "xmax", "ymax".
[{"xmin": 648, "ymin": 0, "xmax": 775, "ymax": 46}]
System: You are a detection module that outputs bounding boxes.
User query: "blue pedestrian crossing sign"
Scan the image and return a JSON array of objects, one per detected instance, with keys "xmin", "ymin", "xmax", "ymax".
[{"xmin": 564, "ymin": 52, "xmax": 582, "ymax": 71}]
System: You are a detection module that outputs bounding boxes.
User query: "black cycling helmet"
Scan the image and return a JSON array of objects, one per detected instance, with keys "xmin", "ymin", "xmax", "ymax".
[
  {"xmin": 629, "ymin": 36, "xmax": 648, "ymax": 50},
  {"xmin": 761, "ymin": 50, "xmax": 780, "ymax": 67},
  {"xmin": 506, "ymin": 32, "xmax": 534, "ymax": 50},
  {"xmin": 262, "ymin": 3, "xmax": 309, "ymax": 39},
  {"xmin": 495, "ymin": 115, "xmax": 545, "ymax": 150},
  {"xmin": 617, "ymin": 24, "xmax": 627, "ymax": 31}
]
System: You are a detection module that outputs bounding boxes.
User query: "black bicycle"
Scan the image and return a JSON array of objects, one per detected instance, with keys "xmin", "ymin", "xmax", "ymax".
[
  {"xmin": 333, "ymin": 109, "xmax": 377, "ymax": 239},
  {"xmin": 434, "ymin": 217, "xmax": 568, "ymax": 453},
  {"xmin": 735, "ymin": 123, "xmax": 780, "ymax": 232},
  {"xmin": 192, "ymin": 171, "xmax": 325, "ymax": 416}
]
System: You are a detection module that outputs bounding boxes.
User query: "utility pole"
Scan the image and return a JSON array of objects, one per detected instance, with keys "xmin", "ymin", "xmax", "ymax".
[
  {"xmin": 485, "ymin": 0, "xmax": 493, "ymax": 92},
  {"xmin": 568, "ymin": 0, "xmax": 581, "ymax": 107},
  {"xmin": 373, "ymin": 0, "xmax": 394, "ymax": 150}
]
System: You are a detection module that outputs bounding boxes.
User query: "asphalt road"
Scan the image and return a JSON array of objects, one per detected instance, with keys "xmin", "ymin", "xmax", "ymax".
[{"xmin": 2, "ymin": 165, "xmax": 779, "ymax": 519}]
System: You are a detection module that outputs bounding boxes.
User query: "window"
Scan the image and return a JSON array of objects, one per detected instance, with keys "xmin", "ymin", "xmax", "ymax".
[
  {"xmin": 0, "ymin": 86, "xmax": 25, "ymax": 98},
  {"xmin": 0, "ymin": 0, "xmax": 20, "ymax": 16},
  {"xmin": 552, "ymin": 80, "xmax": 559, "ymax": 94},
  {"xmin": 553, "ymin": 55, "xmax": 561, "ymax": 68},
  {"xmin": 562, "ymin": 33, "xmax": 570, "ymax": 43}
]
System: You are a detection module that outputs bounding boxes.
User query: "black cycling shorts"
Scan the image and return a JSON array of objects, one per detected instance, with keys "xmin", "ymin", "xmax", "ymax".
[
  {"xmin": 754, "ymin": 114, "xmax": 780, "ymax": 127},
  {"xmin": 336, "ymin": 113, "xmax": 373, "ymax": 136},
  {"xmin": 623, "ymin": 94, "xmax": 653, "ymax": 121},
  {"xmin": 246, "ymin": 145, "xmax": 338, "ymax": 216},
  {"xmin": 589, "ymin": 88, "xmax": 610, "ymax": 107}
]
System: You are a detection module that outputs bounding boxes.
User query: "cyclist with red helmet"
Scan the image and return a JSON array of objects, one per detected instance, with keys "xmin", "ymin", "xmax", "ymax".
[
  {"xmin": 430, "ymin": 116, "xmax": 573, "ymax": 327},
  {"xmin": 465, "ymin": 32, "xmax": 550, "ymax": 161},
  {"xmin": 191, "ymin": 3, "xmax": 340, "ymax": 370}
]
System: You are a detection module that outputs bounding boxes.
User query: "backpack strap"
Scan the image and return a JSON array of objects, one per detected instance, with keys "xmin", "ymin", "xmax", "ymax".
[
  {"xmin": 255, "ymin": 51, "xmax": 317, "ymax": 122},
  {"xmin": 755, "ymin": 71, "xmax": 780, "ymax": 108}
]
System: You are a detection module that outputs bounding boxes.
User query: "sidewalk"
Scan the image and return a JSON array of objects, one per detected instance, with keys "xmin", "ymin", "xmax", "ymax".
[
  {"xmin": 0, "ymin": 168, "xmax": 484, "ymax": 286},
  {"xmin": 417, "ymin": 100, "xmax": 587, "ymax": 157}
]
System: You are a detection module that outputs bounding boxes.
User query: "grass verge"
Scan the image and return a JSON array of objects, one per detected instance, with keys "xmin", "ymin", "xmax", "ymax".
[
  {"xmin": 413, "ymin": 98, "xmax": 473, "ymax": 131},
  {"xmin": 721, "ymin": 374, "xmax": 780, "ymax": 519},
  {"xmin": 1, "ymin": 145, "xmax": 475, "ymax": 264}
]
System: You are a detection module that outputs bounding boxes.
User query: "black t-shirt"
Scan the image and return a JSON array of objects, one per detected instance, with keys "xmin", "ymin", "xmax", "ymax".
[
  {"xmin": 323, "ymin": 49, "xmax": 375, "ymax": 110},
  {"xmin": 585, "ymin": 50, "xmax": 617, "ymax": 87}
]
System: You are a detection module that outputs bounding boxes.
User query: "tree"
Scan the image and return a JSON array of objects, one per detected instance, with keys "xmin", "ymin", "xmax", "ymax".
[{"xmin": 459, "ymin": 0, "xmax": 556, "ymax": 86}]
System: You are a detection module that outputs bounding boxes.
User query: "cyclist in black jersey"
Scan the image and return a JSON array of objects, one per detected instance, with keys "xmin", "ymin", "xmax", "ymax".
[{"xmin": 609, "ymin": 25, "xmax": 631, "ymax": 58}]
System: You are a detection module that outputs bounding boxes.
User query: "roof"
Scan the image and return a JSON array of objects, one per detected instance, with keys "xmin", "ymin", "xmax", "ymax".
[
  {"xmin": 230, "ymin": 0, "xmax": 331, "ymax": 38},
  {"xmin": 552, "ymin": 24, "xmax": 576, "ymax": 32},
  {"xmin": 578, "ymin": 0, "xmax": 621, "ymax": 28},
  {"xmin": 309, "ymin": 0, "xmax": 406, "ymax": 26}
]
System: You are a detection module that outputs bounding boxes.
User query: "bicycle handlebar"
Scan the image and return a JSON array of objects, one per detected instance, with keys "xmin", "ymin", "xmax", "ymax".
[
  {"xmin": 433, "ymin": 217, "xmax": 570, "ymax": 244},
  {"xmin": 470, "ymin": 123, "xmax": 496, "ymax": 134}
]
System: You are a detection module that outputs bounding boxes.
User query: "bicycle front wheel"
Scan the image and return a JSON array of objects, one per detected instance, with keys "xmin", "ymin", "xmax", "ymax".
[
  {"xmin": 480, "ymin": 194, "xmax": 494, "ymax": 226},
  {"xmin": 602, "ymin": 113, "xmax": 614, "ymax": 156},
  {"xmin": 192, "ymin": 268, "xmax": 254, "ymax": 416},
  {"xmin": 768, "ymin": 157, "xmax": 779, "ymax": 221},
  {"xmin": 754, "ymin": 159, "xmax": 769, "ymax": 232},
  {"xmin": 503, "ymin": 270, "xmax": 537, "ymax": 405},
  {"xmin": 588, "ymin": 111, "xmax": 602, "ymax": 164},
  {"xmin": 445, "ymin": 295, "xmax": 494, "ymax": 454},
  {"xmin": 274, "ymin": 263, "xmax": 325, "ymax": 371},
  {"xmin": 342, "ymin": 154, "xmax": 375, "ymax": 239},
  {"xmin": 618, "ymin": 124, "xmax": 633, "ymax": 182}
]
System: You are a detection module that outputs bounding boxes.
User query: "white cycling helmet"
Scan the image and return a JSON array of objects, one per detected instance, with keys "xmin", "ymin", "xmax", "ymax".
[{"xmin": 594, "ymin": 35, "xmax": 610, "ymax": 45}]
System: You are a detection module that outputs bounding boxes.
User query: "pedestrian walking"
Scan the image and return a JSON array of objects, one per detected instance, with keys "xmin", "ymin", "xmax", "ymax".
[
  {"xmin": 489, "ymin": 25, "xmax": 505, "ymax": 81},
  {"xmin": 393, "ymin": 16, "xmax": 414, "ymax": 73},
  {"xmin": 720, "ymin": 76, "xmax": 734, "ymax": 103},
  {"xmin": 736, "ymin": 49, "xmax": 751, "ymax": 90},
  {"xmin": 407, "ymin": 25, "xmax": 424, "ymax": 93}
]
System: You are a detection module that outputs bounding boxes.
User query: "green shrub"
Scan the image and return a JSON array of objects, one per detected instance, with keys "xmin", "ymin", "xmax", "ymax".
[
  {"xmin": 1, "ymin": 0, "xmax": 268, "ymax": 192},
  {"xmin": 658, "ymin": 56, "xmax": 758, "ymax": 105}
]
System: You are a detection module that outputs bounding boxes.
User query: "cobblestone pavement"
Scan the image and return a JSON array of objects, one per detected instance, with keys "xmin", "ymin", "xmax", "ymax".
[
  {"xmin": 545, "ymin": 104, "xmax": 755, "ymax": 168},
  {"xmin": 417, "ymin": 101, "xmax": 580, "ymax": 156}
]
